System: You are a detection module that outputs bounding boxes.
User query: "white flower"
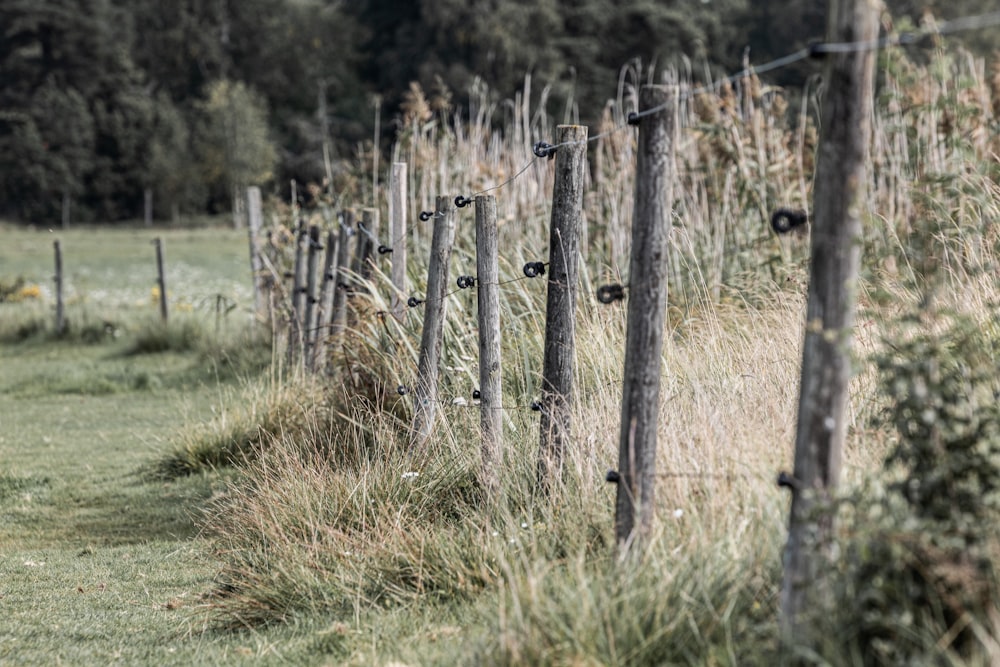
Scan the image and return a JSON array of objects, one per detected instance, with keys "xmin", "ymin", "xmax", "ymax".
[
  {"xmin": 673, "ymin": 509, "xmax": 684, "ymax": 519},
  {"xmin": 520, "ymin": 522, "xmax": 528, "ymax": 529},
  {"xmin": 402, "ymin": 471, "xmax": 419, "ymax": 480}
]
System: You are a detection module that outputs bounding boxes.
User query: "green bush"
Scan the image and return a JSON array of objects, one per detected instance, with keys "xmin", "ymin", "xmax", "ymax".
[{"xmin": 831, "ymin": 311, "xmax": 1000, "ymax": 664}]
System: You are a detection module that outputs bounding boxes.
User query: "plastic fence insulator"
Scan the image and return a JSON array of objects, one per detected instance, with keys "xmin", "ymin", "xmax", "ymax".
[
  {"xmin": 770, "ymin": 208, "xmax": 809, "ymax": 234},
  {"xmin": 523, "ymin": 261, "xmax": 546, "ymax": 278},
  {"xmin": 596, "ymin": 284, "xmax": 626, "ymax": 304},
  {"xmin": 532, "ymin": 141, "xmax": 556, "ymax": 160}
]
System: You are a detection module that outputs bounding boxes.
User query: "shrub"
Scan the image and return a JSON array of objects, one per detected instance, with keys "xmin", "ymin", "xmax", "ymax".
[{"xmin": 830, "ymin": 310, "xmax": 1000, "ymax": 664}]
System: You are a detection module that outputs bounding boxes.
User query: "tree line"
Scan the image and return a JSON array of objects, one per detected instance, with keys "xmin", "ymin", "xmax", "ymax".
[{"xmin": 0, "ymin": 0, "xmax": 995, "ymax": 223}]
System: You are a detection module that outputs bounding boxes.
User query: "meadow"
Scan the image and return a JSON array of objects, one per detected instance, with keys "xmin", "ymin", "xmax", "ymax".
[{"xmin": 2, "ymin": 43, "xmax": 1000, "ymax": 665}]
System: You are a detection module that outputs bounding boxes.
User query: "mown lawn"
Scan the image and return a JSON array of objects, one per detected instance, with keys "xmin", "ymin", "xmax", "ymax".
[{"xmin": 0, "ymin": 224, "xmax": 334, "ymax": 665}]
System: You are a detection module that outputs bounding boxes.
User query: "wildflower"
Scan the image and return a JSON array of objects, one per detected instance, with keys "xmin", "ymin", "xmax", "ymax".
[{"xmin": 401, "ymin": 471, "xmax": 419, "ymax": 480}]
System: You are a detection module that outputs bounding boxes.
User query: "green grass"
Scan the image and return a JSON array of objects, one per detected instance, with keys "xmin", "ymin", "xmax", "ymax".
[{"xmin": 0, "ymin": 223, "xmax": 332, "ymax": 665}]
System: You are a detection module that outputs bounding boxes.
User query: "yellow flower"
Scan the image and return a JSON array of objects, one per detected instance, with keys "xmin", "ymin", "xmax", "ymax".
[{"xmin": 13, "ymin": 284, "xmax": 41, "ymax": 301}]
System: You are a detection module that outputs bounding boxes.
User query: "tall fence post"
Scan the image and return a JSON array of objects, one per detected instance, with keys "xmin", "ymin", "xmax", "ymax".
[
  {"xmin": 410, "ymin": 196, "xmax": 456, "ymax": 452},
  {"xmin": 330, "ymin": 210, "xmax": 355, "ymax": 342},
  {"xmin": 53, "ymin": 240, "xmax": 65, "ymax": 335},
  {"xmin": 153, "ymin": 237, "xmax": 168, "ymax": 322},
  {"xmin": 779, "ymin": 0, "xmax": 879, "ymax": 645},
  {"xmin": 613, "ymin": 83, "xmax": 677, "ymax": 553},
  {"xmin": 536, "ymin": 125, "xmax": 588, "ymax": 491},
  {"xmin": 303, "ymin": 224, "xmax": 322, "ymax": 367},
  {"xmin": 312, "ymin": 228, "xmax": 339, "ymax": 372},
  {"xmin": 356, "ymin": 208, "xmax": 381, "ymax": 285},
  {"xmin": 287, "ymin": 219, "xmax": 308, "ymax": 368},
  {"xmin": 246, "ymin": 186, "xmax": 266, "ymax": 322},
  {"xmin": 389, "ymin": 162, "xmax": 408, "ymax": 321},
  {"xmin": 476, "ymin": 195, "xmax": 503, "ymax": 493},
  {"xmin": 144, "ymin": 188, "xmax": 153, "ymax": 228}
]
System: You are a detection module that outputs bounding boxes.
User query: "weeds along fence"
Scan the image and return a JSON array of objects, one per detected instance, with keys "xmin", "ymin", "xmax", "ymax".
[{"xmin": 247, "ymin": 9, "xmax": 1000, "ymax": 546}]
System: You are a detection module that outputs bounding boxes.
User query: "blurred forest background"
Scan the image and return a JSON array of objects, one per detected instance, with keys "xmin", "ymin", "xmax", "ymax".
[{"xmin": 1, "ymin": 0, "xmax": 996, "ymax": 223}]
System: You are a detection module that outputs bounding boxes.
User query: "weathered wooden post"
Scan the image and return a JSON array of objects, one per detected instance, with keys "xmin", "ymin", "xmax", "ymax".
[
  {"xmin": 356, "ymin": 208, "xmax": 381, "ymax": 285},
  {"xmin": 389, "ymin": 162, "xmax": 408, "ymax": 320},
  {"xmin": 287, "ymin": 220, "xmax": 308, "ymax": 367},
  {"xmin": 536, "ymin": 125, "xmax": 588, "ymax": 491},
  {"xmin": 410, "ymin": 196, "xmax": 456, "ymax": 452},
  {"xmin": 246, "ymin": 186, "xmax": 266, "ymax": 321},
  {"xmin": 779, "ymin": 0, "xmax": 878, "ymax": 644},
  {"xmin": 303, "ymin": 224, "xmax": 322, "ymax": 368},
  {"xmin": 144, "ymin": 188, "xmax": 153, "ymax": 228},
  {"xmin": 476, "ymin": 195, "xmax": 503, "ymax": 492},
  {"xmin": 53, "ymin": 240, "xmax": 65, "ymax": 335},
  {"xmin": 311, "ymin": 228, "xmax": 339, "ymax": 372},
  {"xmin": 330, "ymin": 210, "xmax": 355, "ymax": 339},
  {"xmin": 153, "ymin": 237, "xmax": 168, "ymax": 322},
  {"xmin": 613, "ymin": 84, "xmax": 677, "ymax": 553}
]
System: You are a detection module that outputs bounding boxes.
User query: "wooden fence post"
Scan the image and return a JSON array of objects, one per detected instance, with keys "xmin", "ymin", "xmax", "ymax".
[
  {"xmin": 476, "ymin": 194, "xmax": 503, "ymax": 492},
  {"xmin": 389, "ymin": 162, "xmax": 408, "ymax": 320},
  {"xmin": 287, "ymin": 219, "xmax": 308, "ymax": 368},
  {"xmin": 779, "ymin": 0, "xmax": 878, "ymax": 644},
  {"xmin": 312, "ymin": 228, "xmax": 338, "ymax": 372},
  {"xmin": 53, "ymin": 240, "xmax": 65, "ymax": 335},
  {"xmin": 330, "ymin": 210, "xmax": 355, "ymax": 340},
  {"xmin": 144, "ymin": 188, "xmax": 153, "ymax": 227},
  {"xmin": 303, "ymin": 224, "xmax": 322, "ymax": 367},
  {"xmin": 536, "ymin": 125, "xmax": 588, "ymax": 491},
  {"xmin": 356, "ymin": 208, "xmax": 381, "ymax": 285},
  {"xmin": 613, "ymin": 84, "xmax": 677, "ymax": 553},
  {"xmin": 246, "ymin": 186, "xmax": 266, "ymax": 321},
  {"xmin": 153, "ymin": 237, "xmax": 168, "ymax": 322},
  {"xmin": 410, "ymin": 196, "xmax": 456, "ymax": 452}
]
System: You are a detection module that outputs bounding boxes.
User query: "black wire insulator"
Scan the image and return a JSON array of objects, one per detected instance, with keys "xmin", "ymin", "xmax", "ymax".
[
  {"xmin": 596, "ymin": 284, "xmax": 626, "ymax": 304},
  {"xmin": 530, "ymin": 400, "xmax": 542, "ymax": 412},
  {"xmin": 606, "ymin": 470, "xmax": 621, "ymax": 484},
  {"xmin": 472, "ymin": 389, "xmax": 481, "ymax": 400},
  {"xmin": 377, "ymin": 245, "xmax": 392, "ymax": 255},
  {"xmin": 397, "ymin": 385, "xmax": 409, "ymax": 395},
  {"xmin": 454, "ymin": 195, "xmax": 473, "ymax": 208},
  {"xmin": 407, "ymin": 296, "xmax": 424, "ymax": 308},
  {"xmin": 456, "ymin": 275, "xmax": 477, "ymax": 289},
  {"xmin": 533, "ymin": 141, "xmax": 556, "ymax": 160},
  {"xmin": 770, "ymin": 208, "xmax": 809, "ymax": 234},
  {"xmin": 807, "ymin": 40, "xmax": 827, "ymax": 59},
  {"xmin": 627, "ymin": 112, "xmax": 641, "ymax": 126},
  {"xmin": 777, "ymin": 471, "xmax": 795, "ymax": 489},
  {"xmin": 523, "ymin": 261, "xmax": 546, "ymax": 278},
  {"xmin": 419, "ymin": 211, "xmax": 433, "ymax": 222}
]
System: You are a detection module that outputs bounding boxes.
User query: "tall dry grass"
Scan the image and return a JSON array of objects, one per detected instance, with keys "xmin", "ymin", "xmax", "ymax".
[{"xmin": 183, "ymin": 44, "xmax": 1000, "ymax": 664}]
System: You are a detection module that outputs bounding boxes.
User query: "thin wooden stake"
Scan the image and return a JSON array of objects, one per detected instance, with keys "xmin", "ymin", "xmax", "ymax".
[
  {"xmin": 613, "ymin": 84, "xmax": 677, "ymax": 554},
  {"xmin": 303, "ymin": 224, "xmax": 322, "ymax": 368},
  {"xmin": 779, "ymin": 0, "xmax": 879, "ymax": 645},
  {"xmin": 536, "ymin": 125, "xmax": 588, "ymax": 491},
  {"xmin": 246, "ymin": 186, "xmax": 266, "ymax": 321},
  {"xmin": 312, "ymin": 229, "xmax": 338, "ymax": 372},
  {"xmin": 410, "ymin": 196, "xmax": 456, "ymax": 452},
  {"xmin": 389, "ymin": 162, "xmax": 408, "ymax": 320},
  {"xmin": 53, "ymin": 240, "xmax": 65, "ymax": 335},
  {"xmin": 287, "ymin": 220, "xmax": 308, "ymax": 368},
  {"xmin": 330, "ymin": 210, "xmax": 355, "ymax": 340},
  {"xmin": 476, "ymin": 195, "xmax": 503, "ymax": 493},
  {"xmin": 153, "ymin": 237, "xmax": 168, "ymax": 322}
]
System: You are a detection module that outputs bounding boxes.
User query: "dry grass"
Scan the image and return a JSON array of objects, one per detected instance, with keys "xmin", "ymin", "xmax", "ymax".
[{"xmin": 180, "ymin": 44, "xmax": 1000, "ymax": 664}]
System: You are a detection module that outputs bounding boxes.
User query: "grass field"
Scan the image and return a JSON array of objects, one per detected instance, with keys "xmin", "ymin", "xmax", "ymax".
[
  {"xmin": 3, "ymin": 41, "xmax": 1000, "ymax": 665},
  {"xmin": 0, "ymin": 224, "xmax": 333, "ymax": 664}
]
